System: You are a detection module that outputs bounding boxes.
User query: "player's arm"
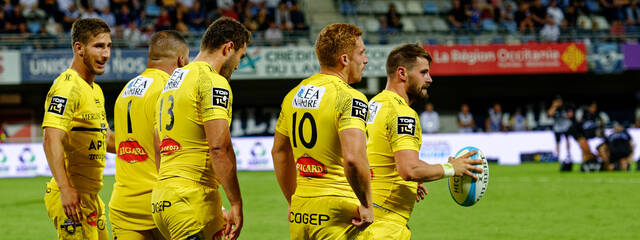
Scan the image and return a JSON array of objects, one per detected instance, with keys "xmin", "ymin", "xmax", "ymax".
[
  {"xmin": 338, "ymin": 128, "xmax": 373, "ymax": 227},
  {"xmin": 204, "ymin": 119, "xmax": 243, "ymax": 240},
  {"xmin": 271, "ymin": 131, "xmax": 296, "ymax": 205},
  {"xmin": 106, "ymin": 128, "xmax": 115, "ymax": 153},
  {"xmin": 395, "ymin": 149, "xmax": 483, "ymax": 182},
  {"xmin": 43, "ymin": 127, "xmax": 84, "ymax": 224}
]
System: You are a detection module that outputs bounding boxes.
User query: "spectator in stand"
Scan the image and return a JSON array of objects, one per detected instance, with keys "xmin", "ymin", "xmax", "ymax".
[
  {"xmin": 510, "ymin": 107, "xmax": 528, "ymax": 131},
  {"xmin": 80, "ymin": 6, "xmax": 100, "ymax": 19},
  {"xmin": 486, "ymin": 103, "xmax": 505, "ymax": 132},
  {"xmin": 606, "ymin": 122, "xmax": 634, "ymax": 171},
  {"xmin": 290, "ymin": 2, "xmax": 308, "ymax": 31},
  {"xmin": 525, "ymin": 104, "xmax": 538, "ymax": 130},
  {"xmin": 468, "ymin": 1, "xmax": 482, "ymax": 32},
  {"xmin": 0, "ymin": 8, "xmax": 6, "ymax": 33},
  {"xmin": 275, "ymin": 1, "xmax": 292, "ymax": 31},
  {"xmin": 100, "ymin": 6, "xmax": 116, "ymax": 27},
  {"xmin": 221, "ymin": 1, "xmax": 238, "ymax": 20},
  {"xmin": 93, "ymin": 0, "xmax": 109, "ymax": 13},
  {"xmin": 420, "ymin": 102, "xmax": 440, "ymax": 133},
  {"xmin": 123, "ymin": 22, "xmax": 142, "ymax": 47},
  {"xmin": 116, "ymin": 4, "xmax": 132, "ymax": 27},
  {"xmin": 458, "ymin": 103, "xmax": 475, "ymax": 133},
  {"xmin": 155, "ymin": 8, "xmax": 171, "ymax": 31},
  {"xmin": 499, "ymin": 2, "xmax": 517, "ymax": 33},
  {"xmin": 178, "ymin": 0, "xmax": 195, "ymax": 9},
  {"xmin": 515, "ymin": 1, "xmax": 534, "ymax": 34},
  {"xmin": 242, "ymin": 7, "xmax": 259, "ymax": 31},
  {"xmin": 6, "ymin": 4, "xmax": 27, "ymax": 33},
  {"xmin": 626, "ymin": 0, "xmax": 640, "ymax": 31},
  {"xmin": 530, "ymin": 0, "xmax": 548, "ymax": 29},
  {"xmin": 537, "ymin": 101, "xmax": 554, "ymax": 130},
  {"xmin": 601, "ymin": 0, "xmax": 616, "ymax": 22},
  {"xmin": 248, "ymin": 0, "xmax": 264, "ymax": 16},
  {"xmin": 387, "ymin": 3, "xmax": 403, "ymax": 31},
  {"xmin": 548, "ymin": 96, "xmax": 574, "ymax": 170},
  {"xmin": 255, "ymin": 7, "xmax": 269, "ymax": 31},
  {"xmin": 265, "ymin": 20, "xmax": 283, "ymax": 46},
  {"xmin": 541, "ymin": 0, "xmax": 563, "ymax": 41},
  {"xmin": 187, "ymin": 0, "xmax": 205, "ymax": 31},
  {"xmin": 563, "ymin": 4, "xmax": 578, "ymax": 30},
  {"xmin": 449, "ymin": 0, "xmax": 468, "ymax": 31}
]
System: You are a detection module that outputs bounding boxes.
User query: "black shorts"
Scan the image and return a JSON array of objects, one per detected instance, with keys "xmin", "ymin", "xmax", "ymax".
[
  {"xmin": 554, "ymin": 132, "xmax": 569, "ymax": 143},
  {"xmin": 610, "ymin": 148, "xmax": 632, "ymax": 162}
]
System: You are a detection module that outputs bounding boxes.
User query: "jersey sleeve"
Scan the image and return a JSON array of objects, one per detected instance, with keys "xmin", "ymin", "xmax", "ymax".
[
  {"xmin": 42, "ymin": 76, "xmax": 79, "ymax": 133},
  {"xmin": 275, "ymin": 95, "xmax": 290, "ymax": 136},
  {"xmin": 337, "ymin": 89, "xmax": 368, "ymax": 132},
  {"xmin": 388, "ymin": 107, "xmax": 421, "ymax": 153},
  {"xmin": 200, "ymin": 74, "xmax": 232, "ymax": 123}
]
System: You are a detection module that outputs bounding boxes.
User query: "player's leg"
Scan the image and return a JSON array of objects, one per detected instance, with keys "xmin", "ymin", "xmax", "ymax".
[
  {"xmin": 44, "ymin": 183, "xmax": 84, "ymax": 240},
  {"xmin": 369, "ymin": 207, "xmax": 411, "ymax": 240},
  {"xmin": 151, "ymin": 179, "xmax": 225, "ymax": 240},
  {"xmin": 291, "ymin": 195, "xmax": 370, "ymax": 240}
]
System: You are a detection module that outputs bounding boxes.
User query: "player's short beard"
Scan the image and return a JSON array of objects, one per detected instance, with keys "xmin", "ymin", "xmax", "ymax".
[
  {"xmin": 219, "ymin": 54, "xmax": 237, "ymax": 80},
  {"xmin": 407, "ymin": 76, "xmax": 427, "ymax": 102}
]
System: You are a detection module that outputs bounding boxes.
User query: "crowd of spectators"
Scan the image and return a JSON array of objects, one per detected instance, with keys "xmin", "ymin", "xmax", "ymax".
[
  {"xmin": 448, "ymin": 0, "xmax": 640, "ymax": 41},
  {"xmin": 0, "ymin": 0, "xmax": 308, "ymax": 49}
]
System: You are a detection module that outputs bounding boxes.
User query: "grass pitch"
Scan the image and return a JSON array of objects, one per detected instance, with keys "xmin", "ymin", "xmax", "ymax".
[{"xmin": 1, "ymin": 163, "xmax": 638, "ymax": 239}]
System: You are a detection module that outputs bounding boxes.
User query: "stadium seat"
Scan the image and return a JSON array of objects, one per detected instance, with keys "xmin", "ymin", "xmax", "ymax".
[
  {"xmin": 474, "ymin": 34, "xmax": 493, "ymax": 45},
  {"xmin": 431, "ymin": 16, "xmax": 450, "ymax": 32},
  {"xmin": 436, "ymin": 0, "xmax": 453, "ymax": 13},
  {"xmin": 423, "ymin": 1, "xmax": 439, "ymax": 14},
  {"xmin": 415, "ymin": 17, "xmax": 432, "ymax": 32},
  {"xmin": 482, "ymin": 19, "xmax": 498, "ymax": 32},
  {"xmin": 505, "ymin": 34, "xmax": 522, "ymax": 44},
  {"xmin": 458, "ymin": 35, "xmax": 472, "ymax": 44},
  {"xmin": 406, "ymin": 1, "xmax": 423, "ymax": 15},
  {"xmin": 577, "ymin": 15, "xmax": 592, "ymax": 30},
  {"xmin": 356, "ymin": 0, "xmax": 372, "ymax": 14},
  {"xmin": 591, "ymin": 15, "xmax": 610, "ymax": 31},
  {"xmin": 366, "ymin": 17, "xmax": 381, "ymax": 32},
  {"xmin": 402, "ymin": 17, "xmax": 417, "ymax": 32},
  {"xmin": 585, "ymin": 0, "xmax": 601, "ymax": 13},
  {"xmin": 373, "ymin": 0, "xmax": 388, "ymax": 14},
  {"xmin": 393, "ymin": 1, "xmax": 407, "ymax": 15}
]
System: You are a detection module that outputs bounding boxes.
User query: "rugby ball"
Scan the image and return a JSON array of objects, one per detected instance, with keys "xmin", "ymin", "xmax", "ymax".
[{"xmin": 448, "ymin": 146, "xmax": 489, "ymax": 206}]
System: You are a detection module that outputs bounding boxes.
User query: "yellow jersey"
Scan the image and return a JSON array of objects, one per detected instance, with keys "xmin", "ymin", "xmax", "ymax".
[
  {"xmin": 156, "ymin": 61, "xmax": 232, "ymax": 187},
  {"xmin": 366, "ymin": 90, "xmax": 422, "ymax": 219},
  {"xmin": 110, "ymin": 68, "xmax": 169, "ymax": 229},
  {"xmin": 42, "ymin": 69, "xmax": 109, "ymax": 194},
  {"xmin": 275, "ymin": 73, "xmax": 369, "ymax": 198}
]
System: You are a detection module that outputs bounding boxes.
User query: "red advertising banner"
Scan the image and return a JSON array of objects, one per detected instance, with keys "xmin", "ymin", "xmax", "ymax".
[{"xmin": 423, "ymin": 43, "xmax": 587, "ymax": 76}]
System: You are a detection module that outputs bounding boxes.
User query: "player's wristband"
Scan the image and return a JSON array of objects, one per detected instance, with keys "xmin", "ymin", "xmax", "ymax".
[{"xmin": 441, "ymin": 163, "xmax": 455, "ymax": 177}]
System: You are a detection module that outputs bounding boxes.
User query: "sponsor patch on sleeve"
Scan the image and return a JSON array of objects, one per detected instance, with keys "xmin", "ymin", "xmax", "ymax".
[
  {"xmin": 212, "ymin": 88, "xmax": 230, "ymax": 108},
  {"xmin": 397, "ymin": 116, "xmax": 416, "ymax": 136},
  {"xmin": 351, "ymin": 98, "xmax": 368, "ymax": 121},
  {"xmin": 47, "ymin": 96, "xmax": 68, "ymax": 116},
  {"xmin": 367, "ymin": 101, "xmax": 382, "ymax": 124}
]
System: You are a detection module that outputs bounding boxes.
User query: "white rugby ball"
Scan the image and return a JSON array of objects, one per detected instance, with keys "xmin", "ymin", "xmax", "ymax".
[{"xmin": 448, "ymin": 146, "xmax": 489, "ymax": 206}]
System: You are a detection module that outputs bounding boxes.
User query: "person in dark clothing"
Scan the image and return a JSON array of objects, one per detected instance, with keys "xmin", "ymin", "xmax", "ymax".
[
  {"xmin": 574, "ymin": 102, "xmax": 608, "ymax": 172},
  {"xmin": 606, "ymin": 123, "xmax": 633, "ymax": 171},
  {"xmin": 548, "ymin": 96, "xmax": 575, "ymax": 171}
]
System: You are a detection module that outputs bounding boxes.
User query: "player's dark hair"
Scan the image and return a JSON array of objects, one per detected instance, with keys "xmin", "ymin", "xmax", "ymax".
[
  {"xmin": 315, "ymin": 23, "xmax": 362, "ymax": 67},
  {"xmin": 386, "ymin": 43, "xmax": 432, "ymax": 76},
  {"xmin": 201, "ymin": 17, "xmax": 251, "ymax": 52},
  {"xmin": 149, "ymin": 30, "xmax": 187, "ymax": 60},
  {"xmin": 71, "ymin": 18, "xmax": 110, "ymax": 47}
]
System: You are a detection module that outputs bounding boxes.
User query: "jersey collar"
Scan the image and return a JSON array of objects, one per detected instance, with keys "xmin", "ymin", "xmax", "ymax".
[
  {"xmin": 382, "ymin": 90, "xmax": 408, "ymax": 106},
  {"xmin": 67, "ymin": 68, "xmax": 94, "ymax": 89}
]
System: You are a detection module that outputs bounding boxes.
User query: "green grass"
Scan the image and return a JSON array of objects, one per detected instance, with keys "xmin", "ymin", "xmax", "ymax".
[{"xmin": 1, "ymin": 163, "xmax": 638, "ymax": 239}]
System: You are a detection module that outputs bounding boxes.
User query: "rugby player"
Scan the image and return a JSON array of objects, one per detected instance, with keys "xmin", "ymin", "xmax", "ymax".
[
  {"xmin": 272, "ymin": 23, "xmax": 374, "ymax": 239},
  {"xmin": 151, "ymin": 17, "xmax": 250, "ymax": 240},
  {"xmin": 42, "ymin": 18, "xmax": 114, "ymax": 240},
  {"xmin": 365, "ymin": 43, "xmax": 483, "ymax": 239},
  {"xmin": 110, "ymin": 30, "xmax": 189, "ymax": 240}
]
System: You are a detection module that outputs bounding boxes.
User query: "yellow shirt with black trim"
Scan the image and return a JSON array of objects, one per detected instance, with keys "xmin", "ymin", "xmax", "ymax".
[
  {"xmin": 156, "ymin": 61, "xmax": 232, "ymax": 186},
  {"xmin": 42, "ymin": 68, "xmax": 109, "ymax": 195},
  {"xmin": 275, "ymin": 73, "xmax": 369, "ymax": 198},
  {"xmin": 366, "ymin": 90, "xmax": 422, "ymax": 219},
  {"xmin": 110, "ymin": 68, "xmax": 170, "ymax": 230}
]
